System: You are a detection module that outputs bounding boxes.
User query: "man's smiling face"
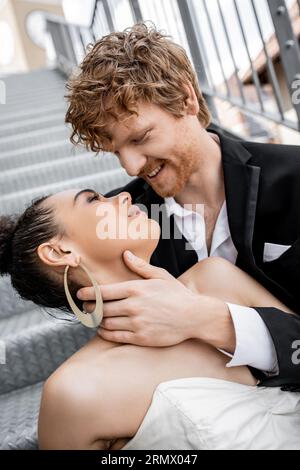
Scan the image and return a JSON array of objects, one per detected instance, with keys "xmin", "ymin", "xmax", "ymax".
[{"xmin": 105, "ymin": 102, "xmax": 202, "ymax": 198}]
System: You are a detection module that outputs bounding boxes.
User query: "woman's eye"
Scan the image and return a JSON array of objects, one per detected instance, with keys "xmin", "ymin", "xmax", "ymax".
[{"xmin": 87, "ymin": 194, "xmax": 100, "ymax": 203}]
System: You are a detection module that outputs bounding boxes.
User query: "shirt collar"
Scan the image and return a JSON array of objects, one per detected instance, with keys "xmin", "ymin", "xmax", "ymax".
[
  {"xmin": 164, "ymin": 197, "xmax": 198, "ymax": 218},
  {"xmin": 164, "ymin": 196, "xmax": 231, "ymax": 250},
  {"xmin": 210, "ymin": 201, "xmax": 231, "ymax": 254}
]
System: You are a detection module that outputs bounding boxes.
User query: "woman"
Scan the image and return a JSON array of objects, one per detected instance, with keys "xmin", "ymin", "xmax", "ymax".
[{"xmin": 0, "ymin": 189, "xmax": 299, "ymax": 450}]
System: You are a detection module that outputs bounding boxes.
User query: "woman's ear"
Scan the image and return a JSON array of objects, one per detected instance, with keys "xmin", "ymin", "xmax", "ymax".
[
  {"xmin": 183, "ymin": 82, "xmax": 199, "ymax": 116},
  {"xmin": 37, "ymin": 242, "xmax": 81, "ymax": 268}
]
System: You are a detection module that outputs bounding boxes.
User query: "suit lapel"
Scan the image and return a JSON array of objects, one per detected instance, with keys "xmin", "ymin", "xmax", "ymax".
[
  {"xmin": 218, "ymin": 132, "xmax": 261, "ymax": 271},
  {"xmin": 218, "ymin": 132, "xmax": 295, "ymax": 305}
]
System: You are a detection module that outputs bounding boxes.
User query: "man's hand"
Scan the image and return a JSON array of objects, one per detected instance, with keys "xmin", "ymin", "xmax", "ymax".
[{"xmin": 77, "ymin": 251, "xmax": 235, "ymax": 350}]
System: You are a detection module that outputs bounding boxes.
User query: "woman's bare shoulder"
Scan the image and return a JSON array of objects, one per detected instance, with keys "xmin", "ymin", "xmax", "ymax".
[
  {"xmin": 37, "ymin": 337, "xmax": 152, "ymax": 449},
  {"xmin": 38, "ymin": 343, "xmax": 122, "ymax": 448}
]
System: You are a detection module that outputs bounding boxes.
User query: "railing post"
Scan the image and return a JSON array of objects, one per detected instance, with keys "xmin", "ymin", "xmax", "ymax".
[
  {"xmin": 60, "ymin": 23, "xmax": 78, "ymax": 67},
  {"xmin": 101, "ymin": 0, "xmax": 115, "ymax": 31},
  {"xmin": 176, "ymin": 0, "xmax": 218, "ymax": 120},
  {"xmin": 267, "ymin": 0, "xmax": 300, "ymax": 129},
  {"xmin": 47, "ymin": 19, "xmax": 76, "ymax": 74},
  {"xmin": 128, "ymin": 0, "xmax": 143, "ymax": 23}
]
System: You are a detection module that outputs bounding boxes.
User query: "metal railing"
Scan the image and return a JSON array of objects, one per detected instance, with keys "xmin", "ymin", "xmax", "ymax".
[
  {"xmin": 46, "ymin": 13, "xmax": 94, "ymax": 75},
  {"xmin": 46, "ymin": 0, "xmax": 300, "ymax": 136}
]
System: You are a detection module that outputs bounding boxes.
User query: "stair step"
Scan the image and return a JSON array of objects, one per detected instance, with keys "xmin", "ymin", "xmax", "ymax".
[
  {"xmin": 0, "ymin": 308, "xmax": 48, "ymax": 337},
  {"xmin": 0, "ymin": 316, "xmax": 92, "ymax": 450},
  {"xmin": 0, "ymin": 125, "xmax": 70, "ymax": 153},
  {"xmin": 1, "ymin": 74, "xmax": 64, "ymax": 93},
  {"xmin": 0, "ymin": 112, "xmax": 66, "ymax": 138},
  {"xmin": 0, "ymin": 103, "xmax": 66, "ymax": 125},
  {"xmin": 0, "ymin": 152, "xmax": 120, "ymax": 196},
  {"xmin": 0, "ymin": 277, "xmax": 35, "ymax": 320},
  {"xmin": 0, "ymin": 67, "xmax": 115, "ymax": 450},
  {"xmin": 5, "ymin": 81, "xmax": 64, "ymax": 96},
  {"xmin": 0, "ymin": 97, "xmax": 65, "ymax": 115},
  {"xmin": 4, "ymin": 86, "xmax": 65, "ymax": 105},
  {"xmin": 0, "ymin": 140, "xmax": 85, "ymax": 171},
  {"xmin": 0, "ymin": 168, "xmax": 132, "ymax": 215},
  {"xmin": 0, "ymin": 381, "xmax": 43, "ymax": 449},
  {"xmin": 1, "ymin": 67, "xmax": 64, "ymax": 85},
  {"xmin": 0, "ymin": 316, "xmax": 94, "ymax": 395}
]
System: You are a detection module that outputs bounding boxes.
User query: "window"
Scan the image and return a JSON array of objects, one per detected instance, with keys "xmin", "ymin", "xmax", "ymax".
[{"xmin": 25, "ymin": 10, "xmax": 48, "ymax": 49}]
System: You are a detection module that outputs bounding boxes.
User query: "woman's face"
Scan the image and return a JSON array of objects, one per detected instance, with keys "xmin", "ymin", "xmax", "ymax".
[{"xmin": 44, "ymin": 189, "xmax": 160, "ymax": 269}]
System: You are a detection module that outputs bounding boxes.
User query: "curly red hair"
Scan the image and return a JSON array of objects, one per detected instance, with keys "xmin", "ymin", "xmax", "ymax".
[{"xmin": 65, "ymin": 23, "xmax": 211, "ymax": 153}]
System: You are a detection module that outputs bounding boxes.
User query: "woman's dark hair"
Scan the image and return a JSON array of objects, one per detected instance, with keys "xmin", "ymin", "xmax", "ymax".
[{"xmin": 0, "ymin": 196, "xmax": 81, "ymax": 313}]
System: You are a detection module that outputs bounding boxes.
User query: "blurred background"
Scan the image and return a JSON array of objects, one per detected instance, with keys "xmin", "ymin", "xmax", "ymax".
[
  {"xmin": 1, "ymin": 0, "xmax": 300, "ymax": 145},
  {"xmin": 1, "ymin": 0, "xmax": 300, "ymax": 450}
]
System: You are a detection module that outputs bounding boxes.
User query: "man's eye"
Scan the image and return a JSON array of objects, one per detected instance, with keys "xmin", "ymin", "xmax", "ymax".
[{"xmin": 133, "ymin": 131, "xmax": 150, "ymax": 145}]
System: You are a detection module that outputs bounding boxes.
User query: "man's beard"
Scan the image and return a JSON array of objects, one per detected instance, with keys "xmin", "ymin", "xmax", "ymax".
[{"xmin": 149, "ymin": 157, "xmax": 195, "ymax": 198}]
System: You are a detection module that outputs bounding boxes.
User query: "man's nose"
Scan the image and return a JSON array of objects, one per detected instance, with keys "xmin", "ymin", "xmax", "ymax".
[{"xmin": 118, "ymin": 150, "xmax": 147, "ymax": 177}]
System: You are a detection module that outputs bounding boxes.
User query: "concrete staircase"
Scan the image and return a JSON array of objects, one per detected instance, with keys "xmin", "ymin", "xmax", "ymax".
[{"xmin": 0, "ymin": 68, "xmax": 131, "ymax": 449}]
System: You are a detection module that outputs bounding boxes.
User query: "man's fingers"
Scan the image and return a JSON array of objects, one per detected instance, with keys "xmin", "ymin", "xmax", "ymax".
[
  {"xmin": 123, "ymin": 251, "xmax": 173, "ymax": 280},
  {"xmin": 76, "ymin": 253, "xmax": 173, "ymax": 302},
  {"xmin": 82, "ymin": 299, "xmax": 127, "ymax": 315},
  {"xmin": 100, "ymin": 316, "xmax": 133, "ymax": 331},
  {"xmin": 77, "ymin": 285, "xmax": 125, "ymax": 302},
  {"xmin": 98, "ymin": 328, "xmax": 137, "ymax": 344},
  {"xmin": 77, "ymin": 281, "xmax": 144, "ymax": 302},
  {"xmin": 83, "ymin": 298, "xmax": 131, "ymax": 316},
  {"xmin": 83, "ymin": 301, "xmax": 96, "ymax": 314}
]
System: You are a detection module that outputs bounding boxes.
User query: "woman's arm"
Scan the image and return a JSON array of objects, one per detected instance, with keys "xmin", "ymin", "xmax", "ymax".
[{"xmin": 179, "ymin": 257, "xmax": 294, "ymax": 313}]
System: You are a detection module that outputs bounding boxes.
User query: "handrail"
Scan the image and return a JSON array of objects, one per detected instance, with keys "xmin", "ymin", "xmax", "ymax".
[
  {"xmin": 46, "ymin": 12, "xmax": 93, "ymax": 75},
  {"xmin": 45, "ymin": 12, "xmax": 72, "ymax": 26},
  {"xmin": 45, "ymin": 0, "xmax": 300, "ymax": 138}
]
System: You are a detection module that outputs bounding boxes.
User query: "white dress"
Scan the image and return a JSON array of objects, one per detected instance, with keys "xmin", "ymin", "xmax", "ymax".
[{"xmin": 121, "ymin": 377, "xmax": 300, "ymax": 450}]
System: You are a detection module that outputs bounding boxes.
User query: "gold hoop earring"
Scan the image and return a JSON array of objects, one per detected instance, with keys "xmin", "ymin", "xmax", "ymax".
[{"xmin": 64, "ymin": 264, "xmax": 103, "ymax": 328}]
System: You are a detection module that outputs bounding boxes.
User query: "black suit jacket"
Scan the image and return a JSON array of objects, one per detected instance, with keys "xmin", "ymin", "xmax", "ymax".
[{"xmin": 105, "ymin": 129, "xmax": 300, "ymax": 391}]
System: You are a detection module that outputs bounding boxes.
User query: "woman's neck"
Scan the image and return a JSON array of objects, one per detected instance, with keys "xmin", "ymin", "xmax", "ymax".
[
  {"xmin": 81, "ymin": 253, "xmax": 147, "ymax": 287},
  {"xmin": 79, "ymin": 252, "xmax": 197, "ymax": 295}
]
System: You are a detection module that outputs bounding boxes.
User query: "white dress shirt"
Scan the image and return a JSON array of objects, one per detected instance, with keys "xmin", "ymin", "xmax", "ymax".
[{"xmin": 164, "ymin": 196, "xmax": 278, "ymax": 374}]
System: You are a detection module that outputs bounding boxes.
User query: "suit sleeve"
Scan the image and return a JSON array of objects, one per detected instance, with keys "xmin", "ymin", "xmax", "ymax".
[{"xmin": 254, "ymin": 307, "xmax": 300, "ymax": 391}]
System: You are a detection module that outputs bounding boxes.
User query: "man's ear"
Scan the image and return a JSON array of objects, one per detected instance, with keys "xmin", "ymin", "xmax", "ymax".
[
  {"xmin": 37, "ymin": 242, "xmax": 81, "ymax": 269},
  {"xmin": 183, "ymin": 82, "xmax": 199, "ymax": 116}
]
